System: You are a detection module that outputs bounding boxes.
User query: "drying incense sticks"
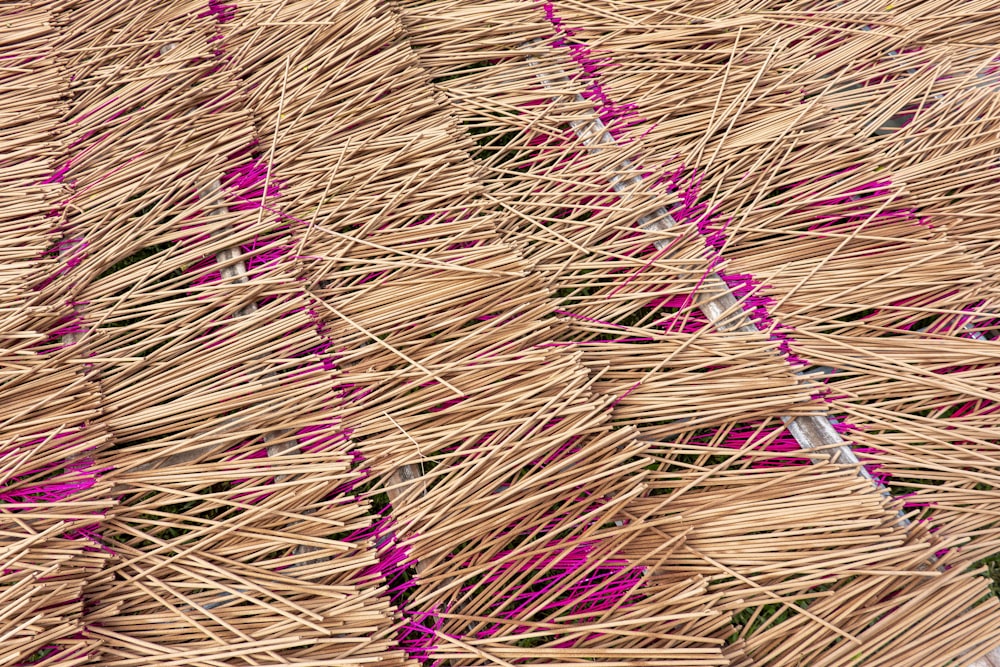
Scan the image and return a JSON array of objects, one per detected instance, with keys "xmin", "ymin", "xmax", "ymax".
[
  {"xmin": 36, "ymin": 2, "xmax": 412, "ymax": 664},
  {"xmin": 220, "ymin": 2, "xmax": 729, "ymax": 661},
  {"xmin": 0, "ymin": 4, "xmax": 114, "ymax": 665},
  {"xmin": 3, "ymin": 0, "xmax": 1000, "ymax": 664},
  {"xmin": 394, "ymin": 0, "xmax": 1000, "ymax": 662}
]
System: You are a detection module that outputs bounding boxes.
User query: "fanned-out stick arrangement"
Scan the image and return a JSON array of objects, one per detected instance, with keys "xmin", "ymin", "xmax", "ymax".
[{"xmin": 2, "ymin": 0, "xmax": 1000, "ymax": 664}]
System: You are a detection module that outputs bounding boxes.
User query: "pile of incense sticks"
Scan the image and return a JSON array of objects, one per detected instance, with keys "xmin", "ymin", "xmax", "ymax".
[{"xmin": 2, "ymin": 0, "xmax": 1000, "ymax": 665}]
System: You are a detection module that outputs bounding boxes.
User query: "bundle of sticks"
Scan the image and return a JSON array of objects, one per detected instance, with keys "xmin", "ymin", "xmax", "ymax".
[{"xmin": 2, "ymin": 0, "xmax": 999, "ymax": 665}]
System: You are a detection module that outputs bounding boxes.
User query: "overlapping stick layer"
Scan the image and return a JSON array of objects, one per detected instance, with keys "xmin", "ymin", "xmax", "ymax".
[
  {"xmin": 0, "ymin": 4, "xmax": 113, "ymax": 664},
  {"xmin": 217, "ymin": 1, "xmax": 741, "ymax": 662},
  {"xmin": 33, "ymin": 1, "xmax": 411, "ymax": 664},
  {"xmin": 2, "ymin": 0, "xmax": 1000, "ymax": 664},
  {"xmin": 394, "ymin": 0, "xmax": 1000, "ymax": 663},
  {"xmin": 531, "ymin": 0, "xmax": 1000, "ymax": 585}
]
